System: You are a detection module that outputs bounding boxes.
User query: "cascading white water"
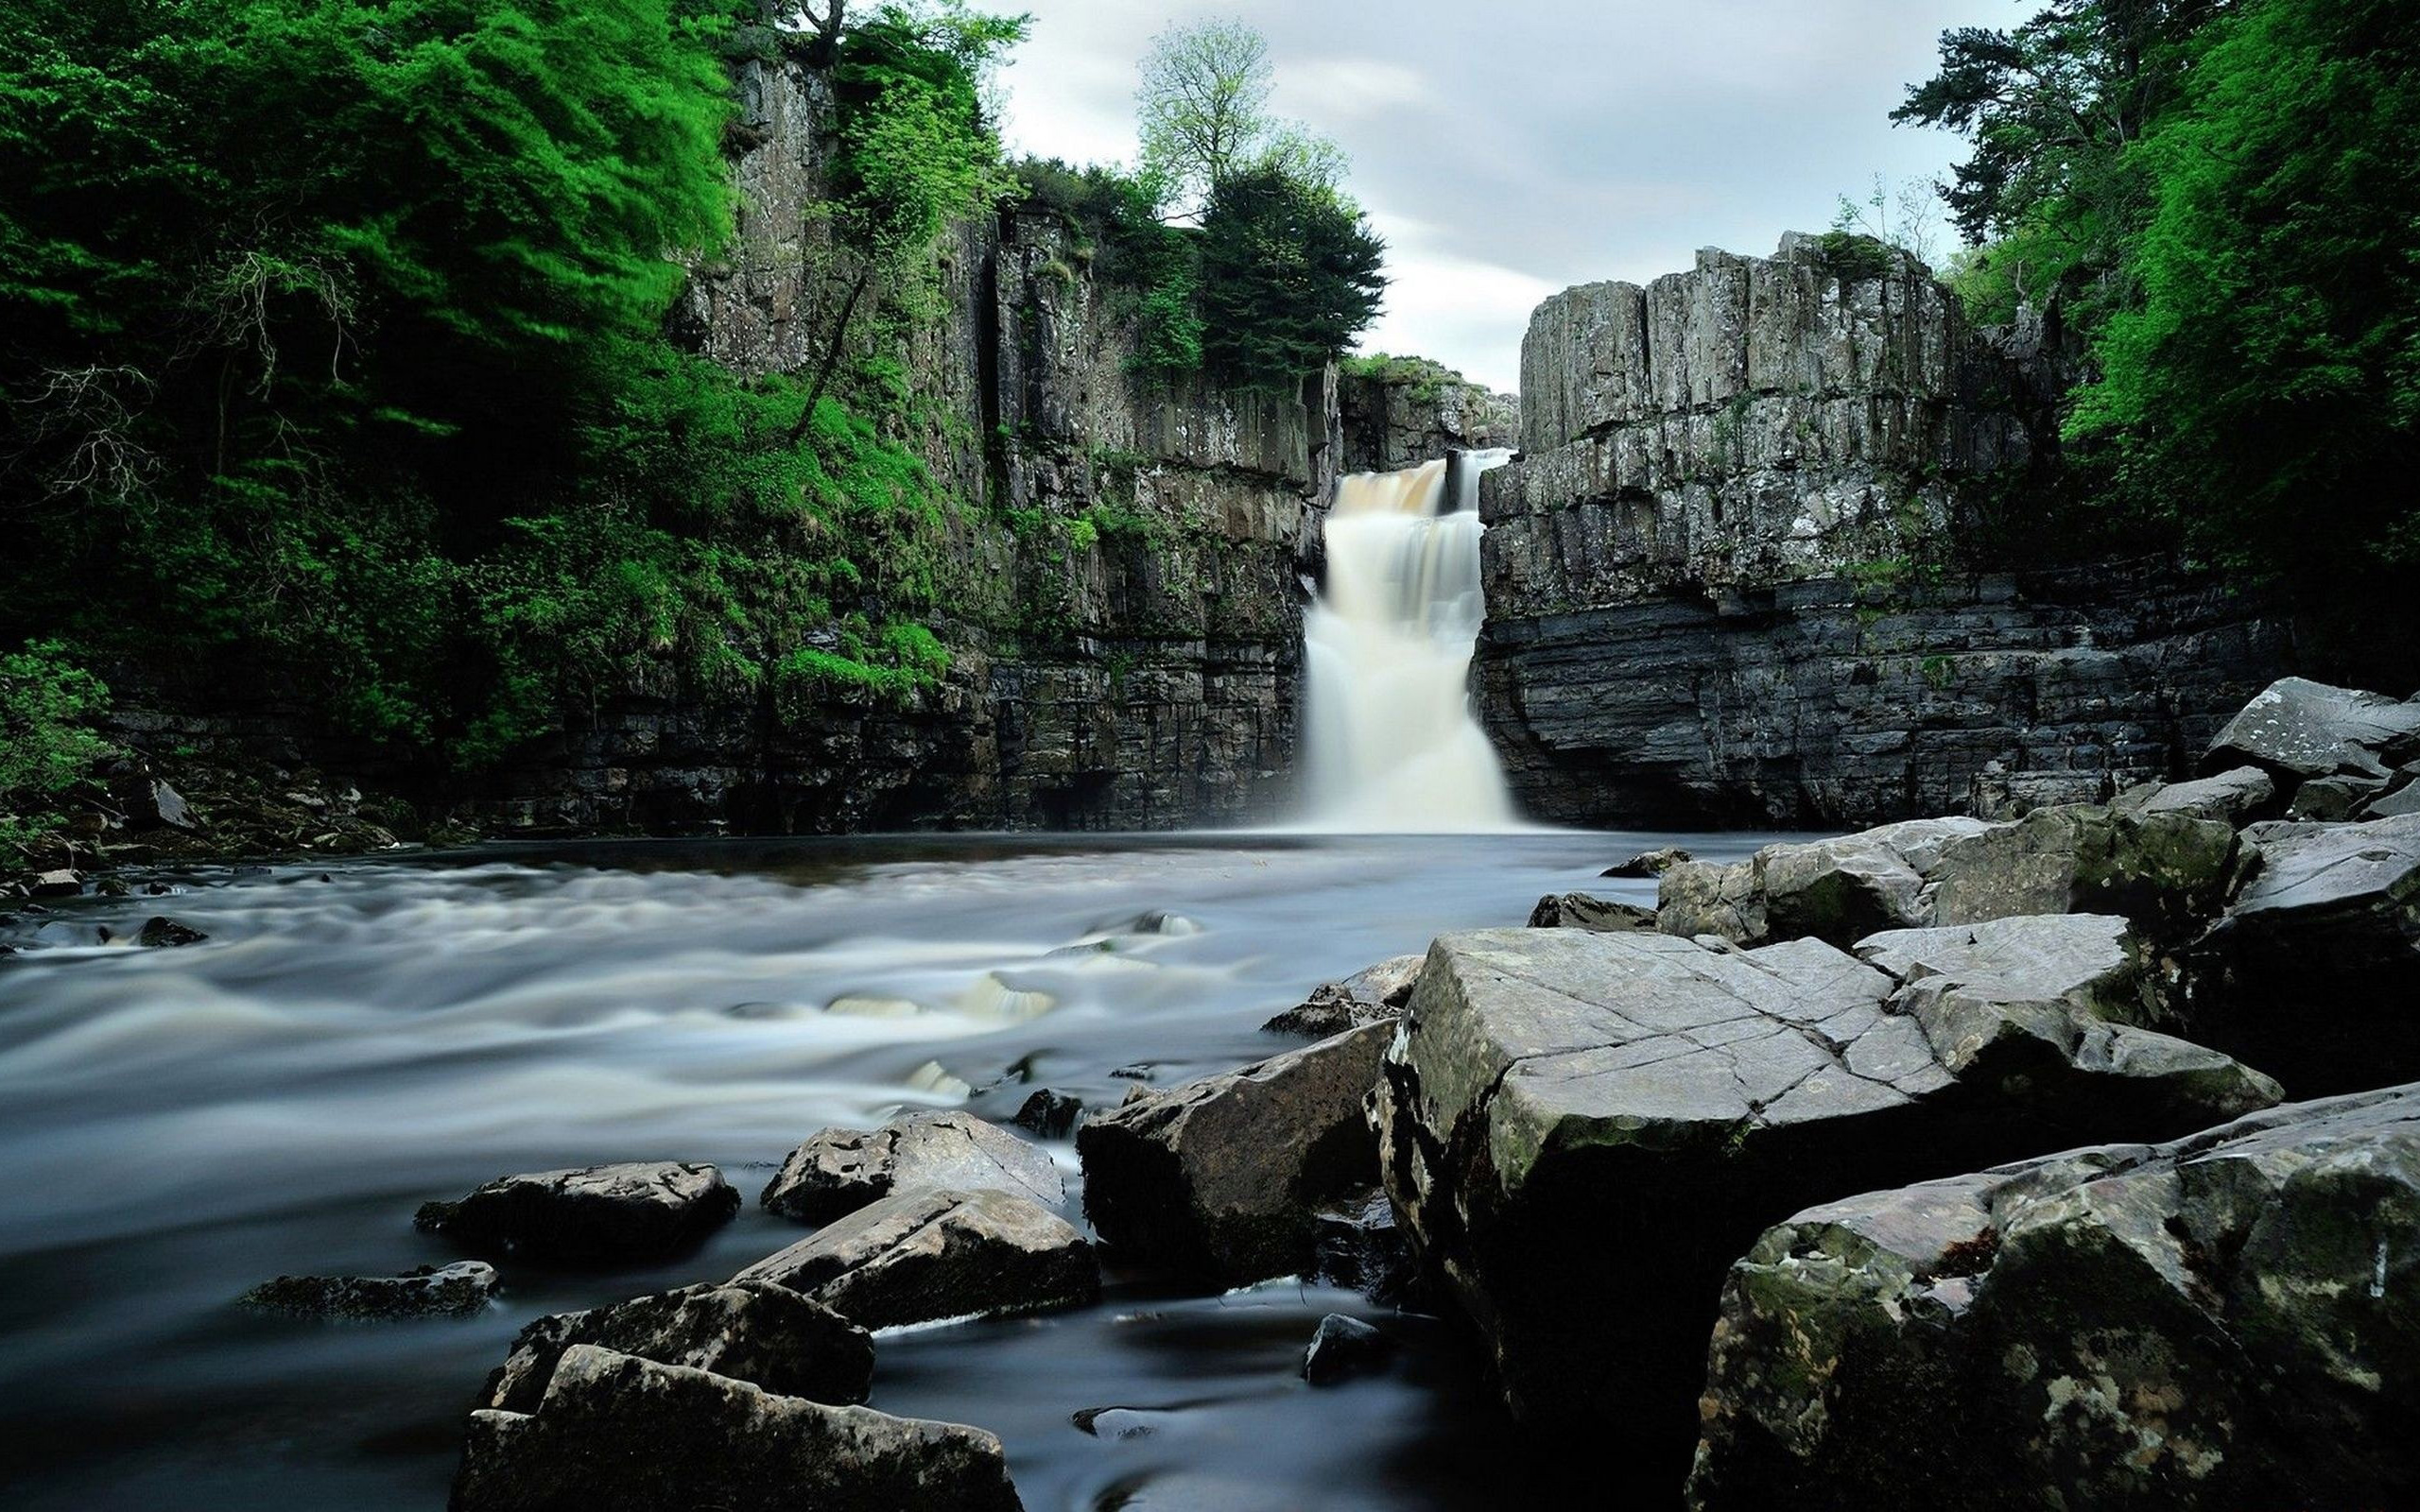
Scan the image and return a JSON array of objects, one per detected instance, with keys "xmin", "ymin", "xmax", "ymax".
[{"xmin": 1300, "ymin": 450, "xmax": 1520, "ymax": 831}]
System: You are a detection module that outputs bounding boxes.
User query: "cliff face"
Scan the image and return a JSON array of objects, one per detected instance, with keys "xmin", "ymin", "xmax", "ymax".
[
  {"xmin": 469, "ymin": 54, "xmax": 1329, "ymax": 834},
  {"xmin": 1337, "ymin": 363, "xmax": 1517, "ymax": 473},
  {"xmin": 1478, "ymin": 235, "xmax": 2295, "ymax": 827}
]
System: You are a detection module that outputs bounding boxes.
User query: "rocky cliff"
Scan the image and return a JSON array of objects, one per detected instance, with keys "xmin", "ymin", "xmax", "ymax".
[{"xmin": 1477, "ymin": 234, "xmax": 2296, "ymax": 827}]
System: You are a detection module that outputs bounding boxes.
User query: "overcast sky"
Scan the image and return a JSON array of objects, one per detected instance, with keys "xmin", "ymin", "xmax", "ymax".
[{"xmin": 992, "ymin": 0, "xmax": 2018, "ymax": 391}]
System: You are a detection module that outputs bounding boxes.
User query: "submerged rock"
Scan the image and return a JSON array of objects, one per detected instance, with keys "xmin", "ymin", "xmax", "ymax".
[
  {"xmin": 1690, "ymin": 1083, "xmax": 2420, "ymax": 1512},
  {"xmin": 481, "ymin": 1280, "xmax": 873, "ymax": 1415},
  {"xmin": 1526, "ymin": 893, "xmax": 1657, "ymax": 932},
  {"xmin": 239, "ymin": 1261, "xmax": 497, "ymax": 1320},
  {"xmin": 760, "ymin": 1111, "xmax": 1063, "ymax": 1225},
  {"xmin": 735, "ymin": 1187, "xmax": 1096, "ymax": 1329},
  {"xmin": 1080, "ymin": 1022, "xmax": 1391, "ymax": 1284},
  {"xmin": 1374, "ymin": 926, "xmax": 2279, "ymax": 1477},
  {"xmin": 416, "ymin": 1162, "xmax": 738, "ymax": 1264},
  {"xmin": 452, "ymin": 1346, "xmax": 1023, "ymax": 1512},
  {"xmin": 1301, "ymin": 1314, "xmax": 1391, "ymax": 1385}
]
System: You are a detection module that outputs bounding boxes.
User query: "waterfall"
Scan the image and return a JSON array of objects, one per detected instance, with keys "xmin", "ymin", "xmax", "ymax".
[{"xmin": 1300, "ymin": 450, "xmax": 1520, "ymax": 832}]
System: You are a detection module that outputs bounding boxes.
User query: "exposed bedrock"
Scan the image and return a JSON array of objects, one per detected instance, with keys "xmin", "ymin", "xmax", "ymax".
[
  {"xmin": 1689, "ymin": 1084, "xmax": 2420, "ymax": 1512},
  {"xmin": 1478, "ymin": 235, "xmax": 2295, "ymax": 829},
  {"xmin": 1372, "ymin": 924, "xmax": 2278, "ymax": 1481}
]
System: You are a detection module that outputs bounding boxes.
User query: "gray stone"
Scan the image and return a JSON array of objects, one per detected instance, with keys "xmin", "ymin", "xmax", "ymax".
[
  {"xmin": 2289, "ymin": 773, "xmax": 2391, "ymax": 821},
  {"xmin": 416, "ymin": 1162, "xmax": 738, "ymax": 1264},
  {"xmin": 481, "ymin": 1280, "xmax": 873, "ymax": 1415},
  {"xmin": 1604, "ymin": 846, "xmax": 1693, "ymax": 879},
  {"xmin": 2206, "ymin": 676, "xmax": 2420, "ymax": 786},
  {"xmin": 1527, "ymin": 893, "xmax": 1658, "ymax": 932},
  {"xmin": 136, "ymin": 916, "xmax": 207, "ymax": 948},
  {"xmin": 1011, "ymin": 1089, "xmax": 1081, "ymax": 1140},
  {"xmin": 1301, "ymin": 1314, "xmax": 1391, "ymax": 1385},
  {"xmin": 735, "ymin": 1187, "xmax": 1096, "ymax": 1329},
  {"xmin": 2110, "ymin": 764, "xmax": 2278, "ymax": 825},
  {"xmin": 760, "ymin": 1111, "xmax": 1063, "ymax": 1225},
  {"xmin": 238, "ymin": 1262, "xmax": 497, "ymax": 1320},
  {"xmin": 1261, "ymin": 954, "xmax": 1422, "ymax": 1038},
  {"xmin": 27, "ymin": 869, "xmax": 81, "ymax": 898},
  {"xmin": 1374, "ymin": 926, "xmax": 2279, "ymax": 1478},
  {"xmin": 452, "ymin": 1346, "xmax": 1022, "ymax": 1512},
  {"xmin": 1079, "ymin": 1022, "xmax": 1392, "ymax": 1284},
  {"xmin": 1690, "ymin": 1084, "xmax": 2420, "ymax": 1512}
]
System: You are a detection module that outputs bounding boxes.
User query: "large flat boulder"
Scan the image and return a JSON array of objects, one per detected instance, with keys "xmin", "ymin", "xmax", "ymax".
[
  {"xmin": 416, "ymin": 1162, "xmax": 738, "ymax": 1264},
  {"xmin": 760, "ymin": 1112, "xmax": 1063, "ymax": 1225},
  {"xmin": 1690, "ymin": 1084, "xmax": 2420, "ymax": 1511},
  {"xmin": 2110, "ymin": 764, "xmax": 2279, "ymax": 825},
  {"xmin": 452, "ymin": 1346, "xmax": 1022, "ymax": 1512},
  {"xmin": 481, "ymin": 1280, "xmax": 873, "ymax": 1415},
  {"xmin": 2205, "ymin": 676, "xmax": 2420, "ymax": 787},
  {"xmin": 2187, "ymin": 811, "xmax": 2420, "ymax": 1095},
  {"xmin": 1660, "ymin": 804, "xmax": 2240, "ymax": 950},
  {"xmin": 1078, "ymin": 1022, "xmax": 1391, "ymax": 1284},
  {"xmin": 735, "ymin": 1187, "xmax": 1096, "ymax": 1329},
  {"xmin": 1374, "ymin": 925, "xmax": 2279, "ymax": 1478}
]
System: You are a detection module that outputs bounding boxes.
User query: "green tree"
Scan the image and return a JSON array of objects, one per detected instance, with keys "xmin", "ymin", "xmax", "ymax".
[
  {"xmin": 1198, "ymin": 166, "xmax": 1386, "ymax": 387},
  {"xmin": 1135, "ymin": 18, "xmax": 1344, "ymax": 215},
  {"xmin": 2066, "ymin": 0, "xmax": 2420, "ymax": 622}
]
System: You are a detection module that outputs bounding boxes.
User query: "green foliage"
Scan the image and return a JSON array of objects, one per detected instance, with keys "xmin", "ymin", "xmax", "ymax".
[
  {"xmin": 0, "ymin": 641, "xmax": 115, "ymax": 857},
  {"xmin": 1199, "ymin": 167, "xmax": 1387, "ymax": 389},
  {"xmin": 1338, "ymin": 352, "xmax": 1466, "ymax": 404},
  {"xmin": 1815, "ymin": 232, "xmax": 1901, "ymax": 285},
  {"xmin": 2066, "ymin": 0, "xmax": 2420, "ymax": 601}
]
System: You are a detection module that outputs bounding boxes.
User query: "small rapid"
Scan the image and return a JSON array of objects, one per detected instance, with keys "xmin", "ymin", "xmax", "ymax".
[{"xmin": 1302, "ymin": 451, "xmax": 1520, "ymax": 832}]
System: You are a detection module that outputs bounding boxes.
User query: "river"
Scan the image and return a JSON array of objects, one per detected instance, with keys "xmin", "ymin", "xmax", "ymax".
[{"xmin": 0, "ymin": 830, "xmax": 1790, "ymax": 1509}]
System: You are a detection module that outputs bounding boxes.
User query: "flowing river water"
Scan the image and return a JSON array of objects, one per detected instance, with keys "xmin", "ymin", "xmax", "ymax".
[{"xmin": 0, "ymin": 831, "xmax": 1794, "ymax": 1509}]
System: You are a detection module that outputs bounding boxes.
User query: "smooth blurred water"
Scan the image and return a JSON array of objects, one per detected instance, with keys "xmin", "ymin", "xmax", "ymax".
[{"xmin": 0, "ymin": 830, "xmax": 1780, "ymax": 1510}]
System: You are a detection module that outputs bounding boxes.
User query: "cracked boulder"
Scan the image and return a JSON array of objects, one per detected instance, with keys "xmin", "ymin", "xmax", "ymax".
[
  {"xmin": 1689, "ymin": 1083, "xmax": 2420, "ymax": 1512},
  {"xmin": 453, "ymin": 1346, "xmax": 1023, "ymax": 1512},
  {"xmin": 735, "ymin": 1187, "xmax": 1096, "ymax": 1328},
  {"xmin": 761, "ymin": 1111, "xmax": 1063, "ymax": 1225},
  {"xmin": 1373, "ymin": 926, "xmax": 2279, "ymax": 1480},
  {"xmin": 1079, "ymin": 1022, "xmax": 1391, "ymax": 1284},
  {"xmin": 2186, "ymin": 811, "xmax": 2420, "ymax": 1095},
  {"xmin": 2204, "ymin": 676, "xmax": 2420, "ymax": 792},
  {"xmin": 416, "ymin": 1162, "xmax": 738, "ymax": 1264},
  {"xmin": 480, "ymin": 1280, "xmax": 873, "ymax": 1415},
  {"xmin": 1659, "ymin": 805, "xmax": 2240, "ymax": 950}
]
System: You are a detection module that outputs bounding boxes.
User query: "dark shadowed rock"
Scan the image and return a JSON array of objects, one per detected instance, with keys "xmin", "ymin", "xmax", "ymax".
[
  {"xmin": 1527, "ymin": 893, "xmax": 1658, "ymax": 932},
  {"xmin": 136, "ymin": 916, "xmax": 207, "ymax": 948},
  {"xmin": 1261, "ymin": 954, "xmax": 1422, "ymax": 1038},
  {"xmin": 1301, "ymin": 1314, "xmax": 1391, "ymax": 1385},
  {"xmin": 451, "ymin": 1346, "xmax": 1023, "ymax": 1512},
  {"xmin": 1603, "ymin": 847, "xmax": 1693, "ymax": 879},
  {"xmin": 1308, "ymin": 1188, "xmax": 1415, "ymax": 1302},
  {"xmin": 760, "ymin": 1111, "xmax": 1063, "ymax": 1225},
  {"xmin": 2205, "ymin": 677, "xmax": 2420, "ymax": 788},
  {"xmin": 481, "ymin": 1280, "xmax": 872, "ymax": 1415},
  {"xmin": 2187, "ymin": 811, "xmax": 2420, "ymax": 1095},
  {"xmin": 1080, "ymin": 1022, "xmax": 1391, "ymax": 1284},
  {"xmin": 735, "ymin": 1187, "xmax": 1096, "ymax": 1329},
  {"xmin": 1690, "ymin": 1084, "xmax": 2420, "ymax": 1512},
  {"xmin": 1012, "ymin": 1089, "xmax": 1082, "ymax": 1140},
  {"xmin": 2290, "ymin": 773, "xmax": 2391, "ymax": 822},
  {"xmin": 239, "ymin": 1262, "xmax": 496, "ymax": 1320},
  {"xmin": 2109, "ymin": 765, "xmax": 2278, "ymax": 826},
  {"xmin": 1374, "ymin": 926, "xmax": 2278, "ymax": 1479},
  {"xmin": 416, "ymin": 1162, "xmax": 738, "ymax": 1264}
]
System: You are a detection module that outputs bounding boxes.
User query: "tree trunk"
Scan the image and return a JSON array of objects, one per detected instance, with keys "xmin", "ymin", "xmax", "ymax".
[{"xmin": 791, "ymin": 266, "xmax": 873, "ymax": 444}]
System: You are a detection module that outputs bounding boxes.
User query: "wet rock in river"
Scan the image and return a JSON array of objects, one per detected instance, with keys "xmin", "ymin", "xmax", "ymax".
[
  {"xmin": 735, "ymin": 1187, "xmax": 1097, "ymax": 1329},
  {"xmin": 1308, "ymin": 1188, "xmax": 1415, "ymax": 1302},
  {"xmin": 1602, "ymin": 846, "xmax": 1693, "ymax": 879},
  {"xmin": 452, "ymin": 1346, "xmax": 1023, "ymax": 1512},
  {"xmin": 761, "ymin": 1111, "xmax": 1063, "ymax": 1225},
  {"xmin": 136, "ymin": 916, "xmax": 207, "ymax": 948},
  {"xmin": 1526, "ymin": 892, "xmax": 1658, "ymax": 932},
  {"xmin": 1012, "ymin": 1089, "xmax": 1082, "ymax": 1140},
  {"xmin": 1301, "ymin": 1314, "xmax": 1391, "ymax": 1385},
  {"xmin": 238, "ymin": 1261, "xmax": 497, "ymax": 1319},
  {"xmin": 482, "ymin": 1280, "xmax": 873, "ymax": 1415},
  {"xmin": 415, "ymin": 1161, "xmax": 739, "ymax": 1264},
  {"xmin": 1689, "ymin": 1083, "xmax": 2420, "ymax": 1512},
  {"xmin": 26, "ymin": 869, "xmax": 83, "ymax": 899},
  {"xmin": 1262, "ymin": 954, "xmax": 1422, "ymax": 1038},
  {"xmin": 1374, "ymin": 925, "xmax": 2279, "ymax": 1478},
  {"xmin": 1080, "ymin": 1022, "xmax": 1392, "ymax": 1285}
]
